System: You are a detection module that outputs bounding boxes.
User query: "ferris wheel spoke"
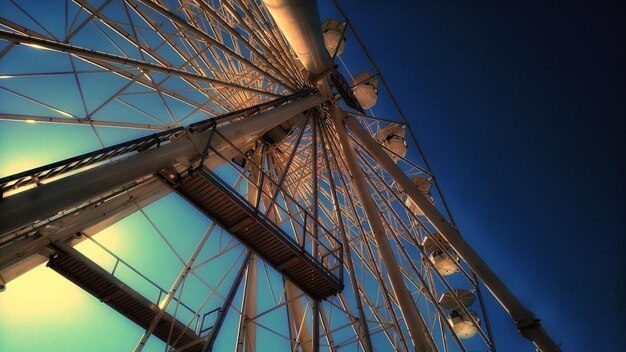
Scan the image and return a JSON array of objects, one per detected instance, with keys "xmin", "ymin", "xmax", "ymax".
[
  {"xmin": 332, "ymin": 293, "xmax": 371, "ymax": 350},
  {"xmin": 161, "ymin": 8, "xmax": 252, "ymax": 106},
  {"xmin": 0, "ymin": 85, "xmax": 74, "ymax": 118},
  {"xmin": 0, "ymin": 113, "xmax": 170, "ymax": 130},
  {"xmin": 93, "ymin": 59, "xmax": 226, "ymax": 115},
  {"xmin": 350, "ymin": 133, "xmax": 480, "ymax": 288},
  {"xmin": 330, "ymin": 166, "xmax": 410, "ymax": 350},
  {"xmin": 318, "ymin": 124, "xmax": 375, "ymax": 351},
  {"xmin": 118, "ymin": 1, "xmax": 193, "ymax": 127},
  {"xmin": 355, "ymin": 274, "xmax": 407, "ymax": 351},
  {"xmin": 65, "ymin": 0, "xmax": 114, "ymax": 42},
  {"xmin": 93, "ymin": 1, "xmax": 224, "ymax": 86},
  {"xmin": 230, "ymin": 0, "xmax": 303, "ymax": 86},
  {"xmin": 0, "ymin": 4, "xmax": 279, "ymax": 114},
  {"xmin": 355, "ymin": 142, "xmax": 470, "ymax": 321},
  {"xmin": 348, "ymin": 127, "xmax": 497, "ymax": 347},
  {"xmin": 268, "ymin": 135, "xmax": 390, "ymax": 352},
  {"xmin": 68, "ymin": 56, "xmax": 90, "ymax": 119},
  {"xmin": 0, "ymin": 30, "xmax": 282, "ymax": 100},
  {"xmin": 232, "ymin": 3, "xmax": 303, "ymax": 87},
  {"xmin": 243, "ymin": 0, "xmax": 305, "ymax": 85},
  {"xmin": 188, "ymin": 0, "xmax": 300, "ymax": 90},
  {"xmin": 8, "ymin": 0, "xmax": 59, "ymax": 40},
  {"xmin": 136, "ymin": 223, "xmax": 216, "ymax": 350},
  {"xmin": 325, "ymin": 124, "xmax": 417, "ymax": 351},
  {"xmin": 188, "ymin": 10, "xmax": 253, "ymax": 107},
  {"xmin": 318, "ymin": 304, "xmax": 337, "ymax": 351},
  {"xmin": 113, "ymin": 96, "xmax": 171, "ymax": 125},
  {"xmin": 128, "ymin": 0, "xmax": 294, "ymax": 93},
  {"xmin": 316, "ymin": 169, "xmax": 433, "ymax": 316},
  {"xmin": 0, "ymin": 69, "xmax": 109, "ymax": 78}
]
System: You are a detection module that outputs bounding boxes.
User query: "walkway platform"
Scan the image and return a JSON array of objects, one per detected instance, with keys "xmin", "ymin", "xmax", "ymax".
[
  {"xmin": 157, "ymin": 168, "xmax": 343, "ymax": 300},
  {"xmin": 47, "ymin": 244, "xmax": 205, "ymax": 351}
]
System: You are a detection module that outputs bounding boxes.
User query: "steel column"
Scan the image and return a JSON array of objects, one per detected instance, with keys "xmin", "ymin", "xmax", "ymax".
[
  {"xmin": 135, "ymin": 224, "xmax": 216, "ymax": 351},
  {"xmin": 236, "ymin": 153, "xmax": 263, "ymax": 352},
  {"xmin": 0, "ymin": 94, "xmax": 323, "ymax": 236},
  {"xmin": 318, "ymin": 117, "xmax": 373, "ymax": 351},
  {"xmin": 0, "ymin": 179, "xmax": 169, "ymax": 283},
  {"xmin": 312, "ymin": 112, "xmax": 320, "ymax": 352},
  {"xmin": 343, "ymin": 114, "xmax": 559, "ymax": 352},
  {"xmin": 236, "ymin": 254, "xmax": 258, "ymax": 352},
  {"xmin": 332, "ymin": 107, "xmax": 437, "ymax": 352},
  {"xmin": 261, "ymin": 0, "xmax": 331, "ymax": 78},
  {"xmin": 285, "ymin": 281, "xmax": 313, "ymax": 352},
  {"xmin": 203, "ymin": 252, "xmax": 252, "ymax": 352}
]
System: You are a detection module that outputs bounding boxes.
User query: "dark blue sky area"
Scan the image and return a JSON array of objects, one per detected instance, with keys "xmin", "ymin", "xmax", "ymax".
[{"xmin": 340, "ymin": 1, "xmax": 625, "ymax": 350}]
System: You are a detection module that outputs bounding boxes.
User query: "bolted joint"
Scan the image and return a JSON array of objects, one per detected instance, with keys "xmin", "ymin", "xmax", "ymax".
[
  {"xmin": 516, "ymin": 315, "xmax": 561, "ymax": 352},
  {"xmin": 516, "ymin": 315, "xmax": 543, "ymax": 340}
]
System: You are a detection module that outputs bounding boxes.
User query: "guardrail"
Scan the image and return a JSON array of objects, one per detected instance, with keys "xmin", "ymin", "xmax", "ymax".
[
  {"xmin": 81, "ymin": 232, "xmax": 217, "ymax": 336},
  {"xmin": 199, "ymin": 122, "xmax": 343, "ymax": 284},
  {"xmin": 0, "ymin": 90, "xmax": 315, "ymax": 197}
]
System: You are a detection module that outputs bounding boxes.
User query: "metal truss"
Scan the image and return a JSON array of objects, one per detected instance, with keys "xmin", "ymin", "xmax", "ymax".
[{"xmin": 0, "ymin": 1, "xmax": 560, "ymax": 352}]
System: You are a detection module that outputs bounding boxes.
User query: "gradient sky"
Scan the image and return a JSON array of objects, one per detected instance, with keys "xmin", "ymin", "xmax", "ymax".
[
  {"xmin": 1, "ymin": 1, "xmax": 625, "ymax": 351},
  {"xmin": 335, "ymin": 0, "xmax": 625, "ymax": 350}
]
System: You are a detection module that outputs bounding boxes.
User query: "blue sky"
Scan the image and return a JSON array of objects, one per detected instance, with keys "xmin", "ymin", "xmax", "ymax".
[{"xmin": 334, "ymin": 0, "xmax": 625, "ymax": 350}]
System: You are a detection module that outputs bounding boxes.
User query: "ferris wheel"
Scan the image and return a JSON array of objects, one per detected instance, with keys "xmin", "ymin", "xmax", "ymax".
[{"xmin": 0, "ymin": 1, "xmax": 559, "ymax": 351}]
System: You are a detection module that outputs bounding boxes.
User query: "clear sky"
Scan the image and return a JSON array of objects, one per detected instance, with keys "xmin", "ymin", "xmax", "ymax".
[
  {"xmin": 334, "ymin": 0, "xmax": 625, "ymax": 350},
  {"xmin": 1, "ymin": 1, "xmax": 625, "ymax": 351}
]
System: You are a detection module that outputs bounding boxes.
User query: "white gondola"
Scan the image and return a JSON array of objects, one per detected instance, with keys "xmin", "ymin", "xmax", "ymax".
[
  {"xmin": 352, "ymin": 72, "xmax": 378, "ymax": 109},
  {"xmin": 321, "ymin": 19, "xmax": 346, "ymax": 56},
  {"xmin": 376, "ymin": 123, "xmax": 407, "ymax": 162},
  {"xmin": 439, "ymin": 289, "xmax": 476, "ymax": 311},
  {"xmin": 422, "ymin": 233, "xmax": 450, "ymax": 253},
  {"xmin": 404, "ymin": 176, "xmax": 434, "ymax": 215},
  {"xmin": 448, "ymin": 310, "xmax": 481, "ymax": 339},
  {"xmin": 430, "ymin": 249, "xmax": 460, "ymax": 276},
  {"xmin": 424, "ymin": 234, "xmax": 460, "ymax": 275}
]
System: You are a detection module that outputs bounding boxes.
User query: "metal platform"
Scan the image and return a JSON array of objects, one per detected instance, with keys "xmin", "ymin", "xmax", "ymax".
[
  {"xmin": 47, "ymin": 244, "xmax": 205, "ymax": 352},
  {"xmin": 157, "ymin": 168, "xmax": 343, "ymax": 300}
]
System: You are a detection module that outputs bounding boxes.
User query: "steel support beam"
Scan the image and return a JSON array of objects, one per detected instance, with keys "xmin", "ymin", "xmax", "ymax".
[
  {"xmin": 0, "ymin": 93, "xmax": 324, "ymax": 236},
  {"xmin": 0, "ymin": 178, "xmax": 169, "ymax": 284},
  {"xmin": 261, "ymin": 0, "xmax": 331, "ymax": 78},
  {"xmin": 286, "ymin": 281, "xmax": 312, "ymax": 352},
  {"xmin": 312, "ymin": 300, "xmax": 320, "ymax": 352},
  {"xmin": 236, "ymin": 156, "xmax": 263, "ymax": 352},
  {"xmin": 203, "ymin": 251, "xmax": 252, "ymax": 352},
  {"xmin": 343, "ymin": 114, "xmax": 560, "ymax": 352},
  {"xmin": 318, "ymin": 121, "xmax": 373, "ymax": 351},
  {"xmin": 332, "ymin": 107, "xmax": 436, "ymax": 352},
  {"xmin": 236, "ymin": 254, "xmax": 258, "ymax": 352},
  {"xmin": 0, "ymin": 113, "xmax": 172, "ymax": 130},
  {"xmin": 135, "ymin": 224, "xmax": 216, "ymax": 351},
  {"xmin": 311, "ymin": 111, "xmax": 320, "ymax": 352},
  {"xmin": 0, "ymin": 30, "xmax": 280, "ymax": 98}
]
